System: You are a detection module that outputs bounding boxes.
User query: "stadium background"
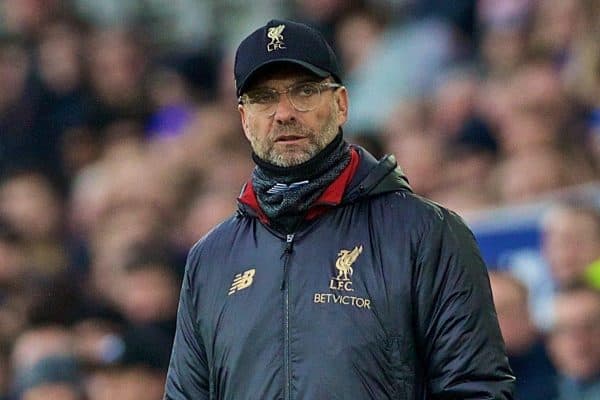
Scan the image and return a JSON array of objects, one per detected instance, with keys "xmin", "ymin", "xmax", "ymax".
[{"xmin": 0, "ymin": 0, "xmax": 599, "ymax": 399}]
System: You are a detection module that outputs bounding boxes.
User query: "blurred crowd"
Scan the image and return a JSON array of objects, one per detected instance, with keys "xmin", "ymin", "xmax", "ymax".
[{"xmin": 0, "ymin": 0, "xmax": 599, "ymax": 399}]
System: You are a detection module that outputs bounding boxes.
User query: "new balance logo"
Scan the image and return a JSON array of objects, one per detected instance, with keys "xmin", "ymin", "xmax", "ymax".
[
  {"xmin": 228, "ymin": 269, "xmax": 256, "ymax": 295},
  {"xmin": 267, "ymin": 180, "xmax": 309, "ymax": 194}
]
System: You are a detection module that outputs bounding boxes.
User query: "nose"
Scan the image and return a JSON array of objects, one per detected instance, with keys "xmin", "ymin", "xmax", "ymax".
[{"xmin": 272, "ymin": 93, "xmax": 297, "ymax": 123}]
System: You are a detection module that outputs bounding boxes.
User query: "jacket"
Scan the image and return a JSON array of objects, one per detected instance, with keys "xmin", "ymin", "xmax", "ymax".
[{"xmin": 164, "ymin": 146, "xmax": 515, "ymax": 399}]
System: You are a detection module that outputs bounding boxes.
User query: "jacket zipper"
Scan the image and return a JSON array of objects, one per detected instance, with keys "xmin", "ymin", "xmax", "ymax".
[{"xmin": 281, "ymin": 233, "xmax": 295, "ymax": 400}]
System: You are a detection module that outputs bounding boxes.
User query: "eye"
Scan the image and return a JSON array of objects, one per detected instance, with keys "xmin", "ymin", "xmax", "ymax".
[
  {"xmin": 293, "ymin": 83, "xmax": 319, "ymax": 97},
  {"xmin": 248, "ymin": 90, "xmax": 278, "ymax": 104}
]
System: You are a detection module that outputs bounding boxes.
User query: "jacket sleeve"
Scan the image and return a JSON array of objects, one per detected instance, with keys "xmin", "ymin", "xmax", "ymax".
[
  {"xmin": 164, "ymin": 247, "xmax": 210, "ymax": 400},
  {"xmin": 414, "ymin": 209, "xmax": 515, "ymax": 399}
]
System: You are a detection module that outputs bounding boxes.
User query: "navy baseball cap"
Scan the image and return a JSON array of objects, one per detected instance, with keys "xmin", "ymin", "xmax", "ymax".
[{"xmin": 234, "ymin": 19, "xmax": 342, "ymax": 96}]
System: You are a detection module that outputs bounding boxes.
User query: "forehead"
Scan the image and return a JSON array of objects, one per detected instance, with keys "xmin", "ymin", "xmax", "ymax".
[
  {"xmin": 544, "ymin": 207, "xmax": 600, "ymax": 235},
  {"xmin": 490, "ymin": 275, "xmax": 527, "ymax": 303},
  {"xmin": 245, "ymin": 63, "xmax": 321, "ymax": 89}
]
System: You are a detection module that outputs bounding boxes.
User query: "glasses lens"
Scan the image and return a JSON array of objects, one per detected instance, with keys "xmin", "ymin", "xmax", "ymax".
[
  {"xmin": 243, "ymin": 82, "xmax": 326, "ymax": 114},
  {"xmin": 245, "ymin": 89, "xmax": 279, "ymax": 112},
  {"xmin": 289, "ymin": 83, "xmax": 321, "ymax": 112}
]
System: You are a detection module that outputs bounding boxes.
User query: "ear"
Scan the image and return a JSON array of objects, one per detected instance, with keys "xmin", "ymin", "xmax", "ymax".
[
  {"xmin": 334, "ymin": 87, "xmax": 349, "ymax": 126},
  {"xmin": 238, "ymin": 104, "xmax": 252, "ymax": 141}
]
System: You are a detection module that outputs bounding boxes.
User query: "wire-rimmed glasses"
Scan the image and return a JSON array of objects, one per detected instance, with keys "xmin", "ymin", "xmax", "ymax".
[{"xmin": 239, "ymin": 81, "xmax": 343, "ymax": 114}]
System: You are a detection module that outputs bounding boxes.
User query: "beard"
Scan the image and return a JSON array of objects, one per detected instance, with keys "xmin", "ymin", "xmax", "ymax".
[{"xmin": 248, "ymin": 108, "xmax": 340, "ymax": 167}]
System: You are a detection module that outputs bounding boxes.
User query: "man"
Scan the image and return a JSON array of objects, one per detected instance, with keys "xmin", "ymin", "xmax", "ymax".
[
  {"xmin": 510, "ymin": 201, "xmax": 600, "ymax": 331},
  {"xmin": 164, "ymin": 19, "xmax": 514, "ymax": 399},
  {"xmin": 14, "ymin": 356, "xmax": 84, "ymax": 400},
  {"xmin": 489, "ymin": 271, "xmax": 557, "ymax": 400},
  {"xmin": 547, "ymin": 287, "xmax": 600, "ymax": 400}
]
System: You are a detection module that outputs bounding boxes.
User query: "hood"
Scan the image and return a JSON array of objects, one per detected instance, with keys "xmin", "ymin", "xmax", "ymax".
[{"xmin": 342, "ymin": 146, "xmax": 412, "ymax": 203}]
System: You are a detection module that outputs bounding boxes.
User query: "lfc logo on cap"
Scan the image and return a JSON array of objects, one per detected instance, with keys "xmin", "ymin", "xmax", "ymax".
[{"xmin": 267, "ymin": 24, "xmax": 286, "ymax": 52}]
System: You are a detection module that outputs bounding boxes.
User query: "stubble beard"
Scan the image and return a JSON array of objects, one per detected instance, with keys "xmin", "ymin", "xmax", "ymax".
[{"xmin": 249, "ymin": 110, "xmax": 339, "ymax": 167}]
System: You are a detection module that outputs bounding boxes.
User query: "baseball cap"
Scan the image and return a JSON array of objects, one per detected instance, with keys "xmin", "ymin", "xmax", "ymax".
[{"xmin": 234, "ymin": 19, "xmax": 342, "ymax": 96}]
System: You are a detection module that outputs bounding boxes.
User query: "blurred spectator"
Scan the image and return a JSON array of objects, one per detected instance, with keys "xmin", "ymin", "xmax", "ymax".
[
  {"xmin": 10, "ymin": 325, "xmax": 74, "ymax": 374},
  {"xmin": 503, "ymin": 57, "xmax": 574, "ymax": 152},
  {"xmin": 86, "ymin": 364, "xmax": 164, "ymax": 400},
  {"xmin": 14, "ymin": 355, "xmax": 83, "ymax": 400},
  {"xmin": 333, "ymin": 7, "xmax": 385, "ymax": 76},
  {"xmin": 115, "ymin": 250, "xmax": 180, "ymax": 336},
  {"xmin": 510, "ymin": 201, "xmax": 600, "ymax": 331},
  {"xmin": 84, "ymin": 325, "xmax": 170, "ymax": 400},
  {"xmin": 543, "ymin": 203, "xmax": 600, "ymax": 290},
  {"xmin": 145, "ymin": 67, "xmax": 195, "ymax": 141},
  {"xmin": 383, "ymin": 99, "xmax": 430, "ymax": 139},
  {"xmin": 529, "ymin": 0, "xmax": 581, "ymax": 67},
  {"xmin": 384, "ymin": 131, "xmax": 445, "ymax": 197},
  {"xmin": 0, "ymin": 219, "xmax": 28, "ymax": 346},
  {"xmin": 180, "ymin": 189, "xmax": 237, "ymax": 250},
  {"xmin": 0, "ymin": 218, "xmax": 26, "ymax": 290},
  {"xmin": 0, "ymin": 0, "xmax": 64, "ymax": 40},
  {"xmin": 489, "ymin": 271, "xmax": 557, "ymax": 400},
  {"xmin": 87, "ymin": 202, "xmax": 168, "ymax": 308},
  {"xmin": 36, "ymin": 18, "xmax": 85, "ymax": 96},
  {"xmin": 291, "ymin": 0, "xmax": 354, "ymax": 45},
  {"xmin": 432, "ymin": 116, "xmax": 499, "ymax": 216},
  {"xmin": 477, "ymin": 0, "xmax": 531, "ymax": 77},
  {"xmin": 0, "ymin": 36, "xmax": 43, "ymax": 176},
  {"xmin": 548, "ymin": 287, "xmax": 600, "ymax": 400},
  {"xmin": 0, "ymin": 170, "xmax": 68, "ymax": 278},
  {"xmin": 431, "ymin": 67, "xmax": 481, "ymax": 138},
  {"xmin": 344, "ymin": 14, "xmax": 455, "ymax": 134},
  {"xmin": 35, "ymin": 17, "xmax": 91, "ymax": 185},
  {"xmin": 22, "ymin": 385, "xmax": 82, "ymax": 400},
  {"xmin": 493, "ymin": 147, "xmax": 574, "ymax": 204},
  {"xmin": 84, "ymin": 28, "xmax": 148, "ymax": 129},
  {"xmin": 562, "ymin": 0, "xmax": 600, "ymax": 164},
  {"xmin": 475, "ymin": 75, "xmax": 512, "ymax": 134},
  {"xmin": 72, "ymin": 316, "xmax": 124, "ymax": 367}
]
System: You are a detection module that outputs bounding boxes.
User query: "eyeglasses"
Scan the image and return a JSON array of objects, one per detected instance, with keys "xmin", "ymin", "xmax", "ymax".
[{"xmin": 239, "ymin": 81, "xmax": 343, "ymax": 114}]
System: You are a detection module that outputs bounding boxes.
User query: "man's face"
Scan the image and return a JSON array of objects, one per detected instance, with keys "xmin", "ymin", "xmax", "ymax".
[
  {"xmin": 238, "ymin": 65, "xmax": 348, "ymax": 167},
  {"xmin": 489, "ymin": 274, "xmax": 536, "ymax": 355},
  {"xmin": 542, "ymin": 208, "xmax": 600, "ymax": 288},
  {"xmin": 549, "ymin": 290, "xmax": 600, "ymax": 381}
]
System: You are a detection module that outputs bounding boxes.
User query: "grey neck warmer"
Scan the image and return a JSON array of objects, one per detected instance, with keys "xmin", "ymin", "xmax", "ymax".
[{"xmin": 252, "ymin": 132, "xmax": 350, "ymax": 233}]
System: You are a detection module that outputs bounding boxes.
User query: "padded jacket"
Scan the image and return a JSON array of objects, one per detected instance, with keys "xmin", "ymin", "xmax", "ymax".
[{"xmin": 164, "ymin": 146, "xmax": 515, "ymax": 399}]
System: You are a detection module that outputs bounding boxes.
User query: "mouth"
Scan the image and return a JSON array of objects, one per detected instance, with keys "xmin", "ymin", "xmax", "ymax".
[{"xmin": 274, "ymin": 135, "xmax": 307, "ymax": 143}]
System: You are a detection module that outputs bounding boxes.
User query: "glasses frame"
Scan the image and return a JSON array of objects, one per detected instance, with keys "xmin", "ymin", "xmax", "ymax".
[{"xmin": 238, "ymin": 81, "xmax": 344, "ymax": 114}]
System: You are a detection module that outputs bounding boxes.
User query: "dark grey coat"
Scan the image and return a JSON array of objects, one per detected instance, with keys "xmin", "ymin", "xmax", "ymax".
[{"xmin": 164, "ymin": 147, "xmax": 515, "ymax": 399}]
